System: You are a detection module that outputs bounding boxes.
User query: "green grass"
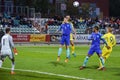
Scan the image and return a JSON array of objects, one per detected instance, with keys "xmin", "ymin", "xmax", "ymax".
[{"xmin": 0, "ymin": 45, "xmax": 120, "ymax": 80}]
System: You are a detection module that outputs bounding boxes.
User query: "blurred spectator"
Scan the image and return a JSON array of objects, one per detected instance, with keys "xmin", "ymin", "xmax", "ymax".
[
  {"xmin": 0, "ymin": 12, "xmax": 120, "ymax": 34},
  {"xmin": 27, "ymin": 20, "xmax": 32, "ymax": 28}
]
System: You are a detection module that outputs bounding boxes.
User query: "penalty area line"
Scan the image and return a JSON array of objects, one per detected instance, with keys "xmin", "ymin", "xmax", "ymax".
[{"xmin": 2, "ymin": 67, "xmax": 93, "ymax": 80}]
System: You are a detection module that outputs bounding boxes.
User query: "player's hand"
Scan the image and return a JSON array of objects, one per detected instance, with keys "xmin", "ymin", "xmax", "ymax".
[
  {"xmin": 106, "ymin": 46, "xmax": 111, "ymax": 50},
  {"xmin": 13, "ymin": 48, "xmax": 18, "ymax": 55}
]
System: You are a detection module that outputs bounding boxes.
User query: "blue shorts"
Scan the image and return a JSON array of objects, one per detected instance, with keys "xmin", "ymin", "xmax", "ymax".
[
  {"xmin": 88, "ymin": 45, "xmax": 102, "ymax": 55},
  {"xmin": 60, "ymin": 35, "xmax": 70, "ymax": 46}
]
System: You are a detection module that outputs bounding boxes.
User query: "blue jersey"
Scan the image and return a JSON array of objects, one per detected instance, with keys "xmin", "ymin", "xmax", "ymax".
[
  {"xmin": 58, "ymin": 23, "xmax": 72, "ymax": 46},
  {"xmin": 88, "ymin": 32, "xmax": 102, "ymax": 46},
  {"xmin": 88, "ymin": 32, "xmax": 108, "ymax": 55},
  {"xmin": 58, "ymin": 23, "xmax": 72, "ymax": 36},
  {"xmin": 88, "ymin": 32, "xmax": 103, "ymax": 54}
]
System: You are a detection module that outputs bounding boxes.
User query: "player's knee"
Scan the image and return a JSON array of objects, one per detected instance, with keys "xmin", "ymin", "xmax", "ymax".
[
  {"xmin": 66, "ymin": 46, "xmax": 69, "ymax": 49},
  {"xmin": 70, "ymin": 41, "xmax": 74, "ymax": 46},
  {"xmin": 97, "ymin": 54, "xmax": 101, "ymax": 57},
  {"xmin": 59, "ymin": 45, "xmax": 63, "ymax": 48},
  {"xmin": 87, "ymin": 54, "xmax": 91, "ymax": 57},
  {"xmin": 0, "ymin": 57, "xmax": 4, "ymax": 62},
  {"xmin": 11, "ymin": 58, "xmax": 15, "ymax": 62}
]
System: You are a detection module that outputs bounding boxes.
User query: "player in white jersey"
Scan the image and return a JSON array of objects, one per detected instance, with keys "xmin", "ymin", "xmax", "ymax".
[{"xmin": 0, "ymin": 27, "xmax": 17, "ymax": 74}]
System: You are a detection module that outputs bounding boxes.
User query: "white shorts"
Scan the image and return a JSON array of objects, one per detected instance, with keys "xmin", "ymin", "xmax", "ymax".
[{"xmin": 0, "ymin": 49, "xmax": 14, "ymax": 60}]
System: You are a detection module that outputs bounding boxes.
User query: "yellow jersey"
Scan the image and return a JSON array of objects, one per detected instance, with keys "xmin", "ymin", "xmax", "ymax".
[{"xmin": 102, "ymin": 33, "xmax": 116, "ymax": 49}]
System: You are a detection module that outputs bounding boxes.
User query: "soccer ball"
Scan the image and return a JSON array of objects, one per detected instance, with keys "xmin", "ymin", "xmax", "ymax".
[{"xmin": 73, "ymin": 1, "xmax": 79, "ymax": 7}]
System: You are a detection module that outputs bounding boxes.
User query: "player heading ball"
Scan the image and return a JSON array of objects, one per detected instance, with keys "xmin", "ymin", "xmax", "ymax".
[{"xmin": 55, "ymin": 17, "xmax": 72, "ymax": 63}]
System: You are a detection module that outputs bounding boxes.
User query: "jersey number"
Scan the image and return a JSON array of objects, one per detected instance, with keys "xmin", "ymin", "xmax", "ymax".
[
  {"xmin": 105, "ymin": 36, "xmax": 114, "ymax": 45},
  {"xmin": 110, "ymin": 36, "xmax": 114, "ymax": 44}
]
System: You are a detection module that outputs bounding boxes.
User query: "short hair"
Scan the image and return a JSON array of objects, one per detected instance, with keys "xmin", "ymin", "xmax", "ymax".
[
  {"xmin": 107, "ymin": 26, "xmax": 112, "ymax": 32},
  {"xmin": 94, "ymin": 26, "xmax": 99, "ymax": 31},
  {"xmin": 5, "ymin": 27, "xmax": 10, "ymax": 33},
  {"xmin": 66, "ymin": 15, "xmax": 71, "ymax": 21}
]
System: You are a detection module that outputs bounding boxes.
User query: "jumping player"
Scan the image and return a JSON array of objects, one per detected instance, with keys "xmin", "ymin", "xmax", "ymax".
[
  {"xmin": 56, "ymin": 17, "xmax": 72, "ymax": 63},
  {"xmin": 66, "ymin": 15, "xmax": 76, "ymax": 57}
]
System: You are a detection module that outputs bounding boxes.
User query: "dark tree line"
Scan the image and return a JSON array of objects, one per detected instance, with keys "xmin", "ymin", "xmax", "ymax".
[
  {"xmin": 15, "ymin": 0, "xmax": 120, "ymax": 17},
  {"xmin": 109, "ymin": 0, "xmax": 120, "ymax": 17},
  {"xmin": 15, "ymin": 0, "xmax": 49, "ymax": 13}
]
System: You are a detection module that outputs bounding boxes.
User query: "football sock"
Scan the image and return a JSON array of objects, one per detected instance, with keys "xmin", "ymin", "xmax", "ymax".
[
  {"xmin": 71, "ymin": 45, "xmax": 75, "ymax": 53},
  {"xmin": 11, "ymin": 62, "xmax": 15, "ymax": 71},
  {"xmin": 100, "ymin": 57, "xmax": 105, "ymax": 67},
  {"xmin": 83, "ymin": 56, "xmax": 89, "ymax": 67},
  {"xmin": 58, "ymin": 48, "xmax": 62, "ymax": 57},
  {"xmin": 0, "ymin": 60, "xmax": 3, "ymax": 68},
  {"xmin": 66, "ymin": 48, "xmax": 70, "ymax": 58},
  {"xmin": 99, "ymin": 58, "xmax": 106, "ymax": 68}
]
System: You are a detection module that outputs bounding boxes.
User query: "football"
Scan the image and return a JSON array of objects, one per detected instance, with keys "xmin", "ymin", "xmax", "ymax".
[{"xmin": 73, "ymin": 1, "xmax": 79, "ymax": 7}]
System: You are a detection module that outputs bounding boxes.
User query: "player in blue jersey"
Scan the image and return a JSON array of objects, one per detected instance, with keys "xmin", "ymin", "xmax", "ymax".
[
  {"xmin": 56, "ymin": 17, "xmax": 72, "ymax": 63},
  {"xmin": 80, "ymin": 26, "xmax": 110, "ymax": 70}
]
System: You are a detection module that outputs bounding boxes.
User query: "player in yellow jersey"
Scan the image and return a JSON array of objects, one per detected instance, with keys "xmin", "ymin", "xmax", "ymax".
[
  {"xmin": 66, "ymin": 15, "xmax": 76, "ymax": 57},
  {"xmin": 98, "ymin": 26, "xmax": 116, "ymax": 70}
]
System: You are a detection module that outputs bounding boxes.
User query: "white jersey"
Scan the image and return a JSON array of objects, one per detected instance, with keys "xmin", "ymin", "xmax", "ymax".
[{"xmin": 1, "ymin": 34, "xmax": 14, "ymax": 52}]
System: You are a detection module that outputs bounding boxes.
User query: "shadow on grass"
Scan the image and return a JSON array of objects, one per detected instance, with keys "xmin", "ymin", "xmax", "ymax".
[
  {"xmin": 74, "ymin": 65, "xmax": 99, "ymax": 70},
  {"xmin": 49, "ymin": 61, "xmax": 67, "ymax": 67},
  {"xmin": 77, "ymin": 65, "xmax": 120, "ymax": 75},
  {"xmin": 114, "ymin": 73, "xmax": 120, "ymax": 76},
  {"xmin": 87, "ymin": 65, "xmax": 99, "ymax": 69}
]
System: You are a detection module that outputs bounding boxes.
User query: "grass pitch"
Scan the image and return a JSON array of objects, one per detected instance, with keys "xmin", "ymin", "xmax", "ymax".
[{"xmin": 0, "ymin": 45, "xmax": 120, "ymax": 80}]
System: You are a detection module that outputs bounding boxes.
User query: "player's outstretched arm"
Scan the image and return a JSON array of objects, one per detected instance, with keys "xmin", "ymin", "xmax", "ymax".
[{"xmin": 101, "ymin": 37, "xmax": 110, "ymax": 49}]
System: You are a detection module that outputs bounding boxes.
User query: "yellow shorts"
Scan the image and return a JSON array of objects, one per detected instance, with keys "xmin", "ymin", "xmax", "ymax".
[
  {"xmin": 102, "ymin": 46, "xmax": 112, "ymax": 59},
  {"xmin": 70, "ymin": 34, "xmax": 73, "ymax": 41}
]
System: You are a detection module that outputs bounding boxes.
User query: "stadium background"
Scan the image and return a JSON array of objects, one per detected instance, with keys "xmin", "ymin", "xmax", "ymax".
[
  {"xmin": 0, "ymin": 0, "xmax": 120, "ymax": 80},
  {"xmin": 0, "ymin": 0, "xmax": 120, "ymax": 44}
]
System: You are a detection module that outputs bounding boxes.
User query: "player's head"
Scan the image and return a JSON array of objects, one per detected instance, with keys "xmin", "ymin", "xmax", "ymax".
[
  {"xmin": 106, "ymin": 26, "xmax": 112, "ymax": 33},
  {"xmin": 63, "ymin": 17, "xmax": 68, "ymax": 23},
  {"xmin": 66, "ymin": 15, "xmax": 71, "ymax": 21},
  {"xmin": 5, "ymin": 27, "xmax": 11, "ymax": 34},
  {"xmin": 93, "ymin": 26, "xmax": 99, "ymax": 32}
]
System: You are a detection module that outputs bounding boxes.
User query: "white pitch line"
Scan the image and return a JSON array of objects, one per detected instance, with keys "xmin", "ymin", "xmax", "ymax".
[{"xmin": 2, "ymin": 67, "xmax": 93, "ymax": 80}]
